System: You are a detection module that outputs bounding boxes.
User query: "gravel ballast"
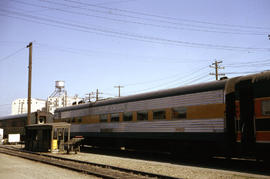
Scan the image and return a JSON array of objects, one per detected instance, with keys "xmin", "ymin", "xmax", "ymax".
[{"xmin": 47, "ymin": 150, "xmax": 269, "ymax": 179}]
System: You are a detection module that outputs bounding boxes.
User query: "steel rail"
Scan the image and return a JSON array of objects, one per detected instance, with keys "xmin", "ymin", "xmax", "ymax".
[{"xmin": 0, "ymin": 145, "xmax": 179, "ymax": 179}]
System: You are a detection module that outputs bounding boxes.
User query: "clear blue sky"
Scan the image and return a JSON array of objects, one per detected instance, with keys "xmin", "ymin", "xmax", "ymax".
[{"xmin": 0, "ymin": 0, "xmax": 270, "ymax": 116}]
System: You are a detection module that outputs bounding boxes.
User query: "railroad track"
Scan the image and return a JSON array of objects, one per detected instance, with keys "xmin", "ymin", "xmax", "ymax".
[{"xmin": 0, "ymin": 145, "xmax": 178, "ymax": 179}]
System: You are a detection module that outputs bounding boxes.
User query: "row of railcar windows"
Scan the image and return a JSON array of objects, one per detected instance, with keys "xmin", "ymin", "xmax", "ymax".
[
  {"xmin": 99, "ymin": 107, "xmax": 187, "ymax": 123},
  {"xmin": 62, "ymin": 107, "xmax": 187, "ymax": 123}
]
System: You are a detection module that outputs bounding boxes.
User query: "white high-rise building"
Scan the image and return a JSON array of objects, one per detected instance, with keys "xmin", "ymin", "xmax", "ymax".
[{"xmin": 11, "ymin": 98, "xmax": 46, "ymax": 115}]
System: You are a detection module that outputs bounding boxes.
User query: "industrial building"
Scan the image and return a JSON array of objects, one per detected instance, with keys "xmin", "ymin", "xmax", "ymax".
[{"xmin": 11, "ymin": 81, "xmax": 82, "ymax": 115}]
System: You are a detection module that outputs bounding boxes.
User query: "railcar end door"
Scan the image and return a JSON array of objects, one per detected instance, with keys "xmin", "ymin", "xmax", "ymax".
[{"xmin": 238, "ymin": 80, "xmax": 255, "ymax": 153}]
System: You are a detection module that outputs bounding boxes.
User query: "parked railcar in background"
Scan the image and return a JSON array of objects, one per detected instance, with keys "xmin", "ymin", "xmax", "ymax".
[
  {"xmin": 54, "ymin": 72, "xmax": 270, "ymax": 160},
  {"xmin": 0, "ymin": 110, "xmax": 53, "ymax": 141}
]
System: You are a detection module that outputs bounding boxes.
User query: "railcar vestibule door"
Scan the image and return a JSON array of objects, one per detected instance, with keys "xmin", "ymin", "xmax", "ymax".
[{"xmin": 238, "ymin": 80, "xmax": 255, "ymax": 152}]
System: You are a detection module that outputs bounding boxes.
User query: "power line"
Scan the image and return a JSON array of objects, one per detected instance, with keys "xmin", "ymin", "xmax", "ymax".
[
  {"xmin": 164, "ymin": 68, "xmax": 212, "ymax": 88},
  {"xmin": 225, "ymin": 63, "xmax": 270, "ymax": 68},
  {"xmin": 225, "ymin": 71, "xmax": 264, "ymax": 74},
  {"xmin": 13, "ymin": 0, "xmax": 267, "ymax": 36},
  {"xmin": 36, "ymin": 42, "xmax": 212, "ymax": 64},
  {"xmin": 0, "ymin": 47, "xmax": 25, "ymax": 62},
  {"xmin": 183, "ymin": 74, "xmax": 211, "ymax": 85},
  {"xmin": 148, "ymin": 66, "xmax": 209, "ymax": 87},
  {"xmin": 0, "ymin": 12, "xmax": 179, "ymax": 48},
  {"xmin": 40, "ymin": 0, "xmax": 268, "ymax": 34},
  {"xmin": 95, "ymin": 0, "xmax": 138, "ymax": 6},
  {"xmin": 62, "ymin": 0, "xmax": 270, "ymax": 31},
  {"xmin": 162, "ymin": 68, "xmax": 210, "ymax": 88},
  {"xmin": 1, "ymin": 9, "xmax": 269, "ymax": 52},
  {"xmin": 178, "ymin": 71, "xmax": 211, "ymax": 85},
  {"xmin": 0, "ymin": 41, "xmax": 29, "ymax": 45},
  {"xmin": 225, "ymin": 59, "xmax": 270, "ymax": 66},
  {"xmin": 124, "ymin": 66, "xmax": 209, "ymax": 94},
  {"xmin": 117, "ymin": 66, "xmax": 208, "ymax": 87}
]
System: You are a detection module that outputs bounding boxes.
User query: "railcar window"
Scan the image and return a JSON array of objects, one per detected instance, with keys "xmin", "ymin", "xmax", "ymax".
[
  {"xmin": 123, "ymin": 112, "xmax": 132, "ymax": 121},
  {"xmin": 262, "ymin": 100, "xmax": 270, "ymax": 115},
  {"xmin": 78, "ymin": 118, "xmax": 82, "ymax": 123},
  {"xmin": 153, "ymin": 110, "xmax": 166, "ymax": 120},
  {"xmin": 111, "ymin": 113, "xmax": 120, "ymax": 122},
  {"xmin": 137, "ymin": 111, "xmax": 148, "ymax": 121},
  {"xmin": 100, "ymin": 114, "xmax": 108, "ymax": 123},
  {"xmin": 172, "ymin": 107, "xmax": 187, "ymax": 119},
  {"xmin": 71, "ymin": 118, "xmax": 75, "ymax": 123}
]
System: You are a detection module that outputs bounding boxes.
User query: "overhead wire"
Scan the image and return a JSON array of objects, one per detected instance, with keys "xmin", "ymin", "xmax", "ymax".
[
  {"xmin": 1, "ymin": 8, "xmax": 269, "ymax": 52},
  {"xmin": 61, "ymin": 0, "xmax": 270, "ymax": 31},
  {"xmin": 0, "ymin": 12, "xmax": 181, "ymax": 48},
  {"xmin": 225, "ymin": 71, "xmax": 264, "ymax": 74},
  {"xmin": 13, "ymin": 0, "xmax": 266, "ymax": 36},
  {"xmin": 123, "ymin": 66, "xmax": 210, "ymax": 94},
  {"xmin": 167, "ymin": 68, "xmax": 213, "ymax": 88},
  {"xmin": 113, "ymin": 66, "xmax": 209, "ymax": 87},
  {"xmin": 38, "ymin": 43, "xmax": 211, "ymax": 63},
  {"xmin": 160, "ymin": 68, "xmax": 210, "ymax": 88},
  {"xmin": 0, "ymin": 46, "xmax": 26, "ymax": 62},
  {"xmin": 95, "ymin": 0, "xmax": 138, "ymax": 6},
  {"xmin": 226, "ymin": 63, "xmax": 270, "ymax": 68},
  {"xmin": 181, "ymin": 74, "xmax": 211, "ymax": 86},
  {"xmin": 225, "ymin": 59, "xmax": 270, "ymax": 66}
]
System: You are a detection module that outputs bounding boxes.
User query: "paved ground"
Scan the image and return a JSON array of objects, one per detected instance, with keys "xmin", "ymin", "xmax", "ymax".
[{"xmin": 0, "ymin": 153, "xmax": 97, "ymax": 179}]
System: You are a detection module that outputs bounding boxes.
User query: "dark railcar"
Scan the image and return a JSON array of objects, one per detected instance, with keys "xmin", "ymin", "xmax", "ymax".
[{"xmin": 0, "ymin": 110, "xmax": 53, "ymax": 140}]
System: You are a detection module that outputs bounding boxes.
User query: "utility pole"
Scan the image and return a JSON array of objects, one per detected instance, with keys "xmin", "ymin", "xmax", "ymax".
[
  {"xmin": 89, "ymin": 89, "xmax": 103, "ymax": 102},
  {"xmin": 209, "ymin": 60, "xmax": 225, "ymax": 80},
  {"xmin": 95, "ymin": 89, "xmax": 103, "ymax": 101},
  {"xmin": 96, "ymin": 89, "xmax": 99, "ymax": 101},
  {"xmin": 114, "ymin": 85, "xmax": 124, "ymax": 97},
  {"xmin": 85, "ymin": 93, "xmax": 92, "ymax": 102},
  {"xmin": 27, "ymin": 42, "xmax": 32, "ymax": 125}
]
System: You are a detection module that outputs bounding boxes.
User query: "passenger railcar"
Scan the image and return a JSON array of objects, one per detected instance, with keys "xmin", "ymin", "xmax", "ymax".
[
  {"xmin": 0, "ymin": 110, "xmax": 53, "ymax": 140},
  {"xmin": 54, "ymin": 72, "xmax": 270, "ymax": 159}
]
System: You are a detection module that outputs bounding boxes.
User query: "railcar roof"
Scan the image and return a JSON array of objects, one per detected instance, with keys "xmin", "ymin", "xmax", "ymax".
[
  {"xmin": 55, "ymin": 80, "xmax": 227, "ymax": 113},
  {"xmin": 0, "ymin": 113, "xmax": 28, "ymax": 120}
]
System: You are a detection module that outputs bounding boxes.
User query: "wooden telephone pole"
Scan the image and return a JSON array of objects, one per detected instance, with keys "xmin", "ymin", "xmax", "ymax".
[
  {"xmin": 27, "ymin": 42, "xmax": 32, "ymax": 125},
  {"xmin": 114, "ymin": 85, "xmax": 124, "ymax": 97},
  {"xmin": 96, "ymin": 89, "xmax": 99, "ymax": 101},
  {"xmin": 210, "ymin": 60, "xmax": 225, "ymax": 80}
]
